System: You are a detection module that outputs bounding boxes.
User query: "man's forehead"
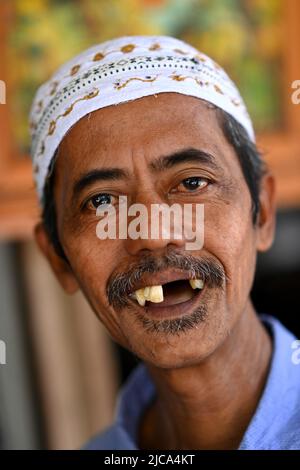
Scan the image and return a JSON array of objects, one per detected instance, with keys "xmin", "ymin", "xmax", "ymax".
[
  {"xmin": 54, "ymin": 95, "xmax": 236, "ymax": 192},
  {"xmin": 59, "ymin": 94, "xmax": 222, "ymax": 153}
]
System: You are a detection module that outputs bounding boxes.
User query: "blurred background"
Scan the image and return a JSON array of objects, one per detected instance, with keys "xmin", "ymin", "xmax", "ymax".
[{"xmin": 0, "ymin": 0, "xmax": 299, "ymax": 450}]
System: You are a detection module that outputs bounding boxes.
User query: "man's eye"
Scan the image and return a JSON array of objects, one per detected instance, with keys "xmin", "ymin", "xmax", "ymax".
[
  {"xmin": 177, "ymin": 177, "xmax": 209, "ymax": 192},
  {"xmin": 86, "ymin": 193, "xmax": 114, "ymax": 210}
]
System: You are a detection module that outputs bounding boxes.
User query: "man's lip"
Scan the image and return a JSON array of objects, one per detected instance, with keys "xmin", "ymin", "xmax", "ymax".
[
  {"xmin": 127, "ymin": 269, "xmax": 202, "ymax": 295},
  {"xmin": 131, "ymin": 283, "xmax": 205, "ymax": 319}
]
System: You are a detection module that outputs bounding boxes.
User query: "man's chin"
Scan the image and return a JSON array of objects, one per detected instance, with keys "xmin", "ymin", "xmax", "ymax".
[
  {"xmin": 119, "ymin": 307, "xmax": 219, "ymax": 369},
  {"xmin": 132, "ymin": 341, "xmax": 214, "ymax": 370}
]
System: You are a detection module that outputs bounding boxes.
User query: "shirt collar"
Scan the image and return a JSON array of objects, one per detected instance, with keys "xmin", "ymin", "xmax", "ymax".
[{"xmin": 114, "ymin": 315, "xmax": 298, "ymax": 449}]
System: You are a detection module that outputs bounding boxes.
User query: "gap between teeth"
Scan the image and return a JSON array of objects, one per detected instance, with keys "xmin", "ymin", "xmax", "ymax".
[{"xmin": 132, "ymin": 279, "xmax": 204, "ymax": 306}]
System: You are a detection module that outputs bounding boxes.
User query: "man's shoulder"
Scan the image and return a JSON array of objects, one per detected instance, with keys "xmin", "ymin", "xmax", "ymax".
[
  {"xmin": 83, "ymin": 316, "xmax": 300, "ymax": 450},
  {"xmin": 241, "ymin": 314, "xmax": 300, "ymax": 449}
]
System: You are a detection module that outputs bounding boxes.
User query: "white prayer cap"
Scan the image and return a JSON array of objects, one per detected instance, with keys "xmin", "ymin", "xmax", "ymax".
[{"xmin": 29, "ymin": 35, "xmax": 255, "ymax": 203}]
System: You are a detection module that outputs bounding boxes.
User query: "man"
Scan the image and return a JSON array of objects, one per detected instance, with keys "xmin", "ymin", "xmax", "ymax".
[{"xmin": 30, "ymin": 36, "xmax": 300, "ymax": 450}]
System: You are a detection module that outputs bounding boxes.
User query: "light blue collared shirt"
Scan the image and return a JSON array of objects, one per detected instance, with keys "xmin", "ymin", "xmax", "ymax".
[{"xmin": 84, "ymin": 315, "xmax": 300, "ymax": 450}]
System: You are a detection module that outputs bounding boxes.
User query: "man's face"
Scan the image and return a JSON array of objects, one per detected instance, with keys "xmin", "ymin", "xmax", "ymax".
[{"xmin": 42, "ymin": 93, "xmax": 270, "ymax": 368}]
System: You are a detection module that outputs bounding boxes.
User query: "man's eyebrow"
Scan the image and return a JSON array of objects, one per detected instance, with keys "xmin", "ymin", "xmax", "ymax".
[
  {"xmin": 73, "ymin": 167, "xmax": 129, "ymax": 197},
  {"xmin": 150, "ymin": 147, "xmax": 220, "ymax": 172}
]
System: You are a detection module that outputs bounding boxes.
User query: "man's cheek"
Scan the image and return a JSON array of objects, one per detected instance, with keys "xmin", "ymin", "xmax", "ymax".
[
  {"xmin": 204, "ymin": 209, "xmax": 255, "ymax": 286},
  {"xmin": 68, "ymin": 247, "xmax": 109, "ymax": 297},
  {"xmin": 207, "ymin": 200, "xmax": 252, "ymax": 248}
]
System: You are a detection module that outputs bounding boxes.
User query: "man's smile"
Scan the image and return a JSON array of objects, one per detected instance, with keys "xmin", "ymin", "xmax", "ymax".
[
  {"xmin": 126, "ymin": 269, "xmax": 205, "ymax": 319},
  {"xmin": 135, "ymin": 281, "xmax": 205, "ymax": 320},
  {"xmin": 106, "ymin": 252, "xmax": 225, "ymax": 320}
]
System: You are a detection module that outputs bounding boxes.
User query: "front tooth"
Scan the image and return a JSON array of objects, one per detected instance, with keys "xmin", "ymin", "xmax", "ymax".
[
  {"xmin": 135, "ymin": 289, "xmax": 146, "ymax": 306},
  {"xmin": 189, "ymin": 279, "xmax": 204, "ymax": 290},
  {"xmin": 134, "ymin": 285, "xmax": 164, "ymax": 305},
  {"xmin": 148, "ymin": 285, "xmax": 164, "ymax": 303},
  {"xmin": 144, "ymin": 286, "xmax": 150, "ymax": 298}
]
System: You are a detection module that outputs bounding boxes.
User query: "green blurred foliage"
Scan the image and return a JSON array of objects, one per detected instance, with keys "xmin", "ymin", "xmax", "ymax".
[{"xmin": 8, "ymin": 0, "xmax": 282, "ymax": 152}]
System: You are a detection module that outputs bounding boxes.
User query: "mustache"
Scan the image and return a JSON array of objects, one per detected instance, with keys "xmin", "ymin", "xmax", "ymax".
[{"xmin": 107, "ymin": 252, "xmax": 226, "ymax": 310}]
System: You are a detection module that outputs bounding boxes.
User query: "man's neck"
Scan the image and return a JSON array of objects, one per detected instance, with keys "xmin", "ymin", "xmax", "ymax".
[{"xmin": 139, "ymin": 306, "xmax": 272, "ymax": 450}]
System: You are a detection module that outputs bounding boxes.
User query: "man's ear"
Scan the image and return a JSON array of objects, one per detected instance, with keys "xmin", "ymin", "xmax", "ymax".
[
  {"xmin": 34, "ymin": 222, "xmax": 79, "ymax": 294},
  {"xmin": 256, "ymin": 172, "xmax": 276, "ymax": 252}
]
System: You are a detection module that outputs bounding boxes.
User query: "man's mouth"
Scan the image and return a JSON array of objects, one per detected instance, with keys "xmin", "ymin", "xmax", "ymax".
[
  {"xmin": 129, "ymin": 277, "xmax": 204, "ymax": 308},
  {"xmin": 107, "ymin": 255, "xmax": 225, "ymax": 323}
]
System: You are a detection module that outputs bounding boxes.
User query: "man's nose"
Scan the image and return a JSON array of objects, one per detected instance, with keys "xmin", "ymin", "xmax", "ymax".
[{"xmin": 123, "ymin": 190, "xmax": 186, "ymax": 257}]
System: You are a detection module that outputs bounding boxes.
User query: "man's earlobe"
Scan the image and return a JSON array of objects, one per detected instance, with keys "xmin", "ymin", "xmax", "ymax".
[
  {"xmin": 34, "ymin": 223, "xmax": 79, "ymax": 294},
  {"xmin": 256, "ymin": 172, "xmax": 276, "ymax": 252}
]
